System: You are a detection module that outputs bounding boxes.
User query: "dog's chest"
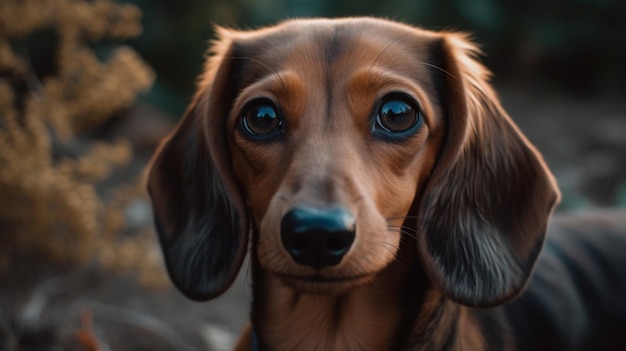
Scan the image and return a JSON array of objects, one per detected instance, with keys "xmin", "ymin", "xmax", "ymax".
[{"xmin": 259, "ymin": 277, "xmax": 401, "ymax": 351}]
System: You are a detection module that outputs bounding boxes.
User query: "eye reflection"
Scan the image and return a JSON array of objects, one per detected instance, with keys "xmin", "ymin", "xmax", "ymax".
[
  {"xmin": 241, "ymin": 101, "xmax": 283, "ymax": 139},
  {"xmin": 371, "ymin": 93, "xmax": 423, "ymax": 141},
  {"xmin": 377, "ymin": 99, "xmax": 417, "ymax": 133}
]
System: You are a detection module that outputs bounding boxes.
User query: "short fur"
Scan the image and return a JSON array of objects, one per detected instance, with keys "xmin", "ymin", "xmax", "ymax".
[{"xmin": 147, "ymin": 17, "xmax": 626, "ymax": 351}]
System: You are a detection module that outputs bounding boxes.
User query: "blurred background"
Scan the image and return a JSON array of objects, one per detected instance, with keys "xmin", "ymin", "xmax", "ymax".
[{"xmin": 1, "ymin": 0, "xmax": 624, "ymax": 350}]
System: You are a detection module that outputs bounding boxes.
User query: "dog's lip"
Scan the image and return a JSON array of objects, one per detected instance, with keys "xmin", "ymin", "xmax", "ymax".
[{"xmin": 276, "ymin": 272, "xmax": 371, "ymax": 282}]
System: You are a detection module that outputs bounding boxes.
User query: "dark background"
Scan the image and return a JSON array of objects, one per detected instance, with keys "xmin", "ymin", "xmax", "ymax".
[{"xmin": 130, "ymin": 0, "xmax": 626, "ymax": 115}]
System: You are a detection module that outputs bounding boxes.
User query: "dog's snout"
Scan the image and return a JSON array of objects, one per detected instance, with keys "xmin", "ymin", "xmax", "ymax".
[{"xmin": 280, "ymin": 207, "xmax": 356, "ymax": 270}]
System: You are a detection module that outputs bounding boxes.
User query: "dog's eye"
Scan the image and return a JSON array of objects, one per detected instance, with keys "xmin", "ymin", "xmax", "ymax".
[
  {"xmin": 375, "ymin": 96, "xmax": 421, "ymax": 136},
  {"xmin": 241, "ymin": 100, "xmax": 283, "ymax": 139}
]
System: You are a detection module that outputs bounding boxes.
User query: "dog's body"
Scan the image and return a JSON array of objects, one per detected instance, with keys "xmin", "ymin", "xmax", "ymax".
[
  {"xmin": 499, "ymin": 212, "xmax": 626, "ymax": 351},
  {"xmin": 147, "ymin": 18, "xmax": 626, "ymax": 351}
]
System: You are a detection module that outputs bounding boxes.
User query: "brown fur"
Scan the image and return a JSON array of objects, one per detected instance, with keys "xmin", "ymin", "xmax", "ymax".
[{"xmin": 147, "ymin": 17, "xmax": 626, "ymax": 351}]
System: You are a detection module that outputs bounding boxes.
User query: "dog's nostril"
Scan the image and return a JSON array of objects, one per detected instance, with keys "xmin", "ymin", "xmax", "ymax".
[
  {"xmin": 290, "ymin": 237, "xmax": 307, "ymax": 255},
  {"xmin": 327, "ymin": 236, "xmax": 351, "ymax": 255},
  {"xmin": 280, "ymin": 207, "xmax": 356, "ymax": 270}
]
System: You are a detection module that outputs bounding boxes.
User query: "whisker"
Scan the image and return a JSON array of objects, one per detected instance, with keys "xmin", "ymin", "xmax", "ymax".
[
  {"xmin": 367, "ymin": 38, "xmax": 403, "ymax": 87},
  {"xmin": 388, "ymin": 225, "xmax": 418, "ymax": 234},
  {"xmin": 367, "ymin": 64, "xmax": 392, "ymax": 88},
  {"xmin": 416, "ymin": 61, "xmax": 456, "ymax": 79},
  {"xmin": 373, "ymin": 241, "xmax": 409, "ymax": 272},
  {"xmin": 366, "ymin": 37, "xmax": 456, "ymax": 87},
  {"xmin": 388, "ymin": 226, "xmax": 419, "ymax": 240},
  {"xmin": 385, "ymin": 215, "xmax": 426, "ymax": 221},
  {"xmin": 230, "ymin": 56, "xmax": 288, "ymax": 90},
  {"xmin": 385, "ymin": 215, "xmax": 446, "ymax": 227},
  {"xmin": 370, "ymin": 38, "xmax": 402, "ymax": 69}
]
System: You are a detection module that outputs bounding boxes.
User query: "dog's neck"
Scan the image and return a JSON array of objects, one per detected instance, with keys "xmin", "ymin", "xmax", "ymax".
[
  {"xmin": 253, "ymin": 261, "xmax": 407, "ymax": 351},
  {"xmin": 251, "ymin": 252, "xmax": 486, "ymax": 351}
]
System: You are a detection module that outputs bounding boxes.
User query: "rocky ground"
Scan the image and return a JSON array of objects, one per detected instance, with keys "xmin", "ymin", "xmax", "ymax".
[{"xmin": 1, "ymin": 85, "xmax": 625, "ymax": 351}]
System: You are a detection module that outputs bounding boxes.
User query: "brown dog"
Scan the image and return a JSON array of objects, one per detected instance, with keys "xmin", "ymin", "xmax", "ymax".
[{"xmin": 147, "ymin": 17, "xmax": 626, "ymax": 351}]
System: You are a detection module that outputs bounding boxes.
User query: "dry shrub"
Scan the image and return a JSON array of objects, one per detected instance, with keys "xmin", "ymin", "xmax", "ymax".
[{"xmin": 0, "ymin": 0, "xmax": 166, "ymax": 287}]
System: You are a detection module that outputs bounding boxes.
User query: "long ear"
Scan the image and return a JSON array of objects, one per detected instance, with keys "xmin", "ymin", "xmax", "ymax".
[
  {"xmin": 417, "ymin": 33, "xmax": 561, "ymax": 307},
  {"xmin": 147, "ymin": 29, "xmax": 248, "ymax": 301}
]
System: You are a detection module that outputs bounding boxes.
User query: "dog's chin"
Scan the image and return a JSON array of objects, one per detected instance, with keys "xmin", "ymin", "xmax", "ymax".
[{"xmin": 275, "ymin": 272, "xmax": 375, "ymax": 295}]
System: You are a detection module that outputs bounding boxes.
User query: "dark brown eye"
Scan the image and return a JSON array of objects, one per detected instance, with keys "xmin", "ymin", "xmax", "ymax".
[
  {"xmin": 241, "ymin": 101, "xmax": 283, "ymax": 139},
  {"xmin": 377, "ymin": 99, "xmax": 417, "ymax": 132},
  {"xmin": 372, "ymin": 94, "xmax": 423, "ymax": 141}
]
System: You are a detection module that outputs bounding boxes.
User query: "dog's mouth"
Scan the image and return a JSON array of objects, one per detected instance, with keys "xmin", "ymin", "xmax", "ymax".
[
  {"xmin": 275, "ymin": 272, "xmax": 375, "ymax": 294},
  {"xmin": 278, "ymin": 272, "xmax": 369, "ymax": 282}
]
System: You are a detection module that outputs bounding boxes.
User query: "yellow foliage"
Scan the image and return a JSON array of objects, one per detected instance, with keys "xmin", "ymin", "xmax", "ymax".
[{"xmin": 0, "ymin": 0, "xmax": 166, "ymax": 287}]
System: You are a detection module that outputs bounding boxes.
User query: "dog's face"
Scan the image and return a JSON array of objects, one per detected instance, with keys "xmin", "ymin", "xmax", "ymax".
[
  {"xmin": 148, "ymin": 18, "xmax": 560, "ymax": 307},
  {"xmin": 226, "ymin": 20, "xmax": 445, "ymax": 293}
]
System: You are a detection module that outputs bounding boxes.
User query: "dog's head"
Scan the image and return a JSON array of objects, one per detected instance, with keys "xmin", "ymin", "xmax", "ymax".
[{"xmin": 147, "ymin": 18, "xmax": 560, "ymax": 307}]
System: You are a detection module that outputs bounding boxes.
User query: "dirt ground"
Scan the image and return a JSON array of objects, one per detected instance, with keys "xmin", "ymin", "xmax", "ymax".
[{"xmin": 1, "ymin": 85, "xmax": 625, "ymax": 351}]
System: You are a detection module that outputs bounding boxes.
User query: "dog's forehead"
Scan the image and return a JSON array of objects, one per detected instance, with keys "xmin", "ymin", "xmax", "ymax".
[{"xmin": 230, "ymin": 18, "xmax": 440, "ymax": 72}]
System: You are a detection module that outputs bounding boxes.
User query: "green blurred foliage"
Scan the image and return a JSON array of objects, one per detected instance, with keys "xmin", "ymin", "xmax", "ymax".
[{"xmin": 126, "ymin": 0, "xmax": 626, "ymax": 116}]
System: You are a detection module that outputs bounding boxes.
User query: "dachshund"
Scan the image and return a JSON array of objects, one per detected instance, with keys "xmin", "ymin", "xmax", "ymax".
[{"xmin": 147, "ymin": 17, "xmax": 626, "ymax": 351}]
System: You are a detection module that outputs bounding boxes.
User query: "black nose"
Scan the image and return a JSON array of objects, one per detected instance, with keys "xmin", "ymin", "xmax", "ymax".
[{"xmin": 280, "ymin": 207, "xmax": 356, "ymax": 270}]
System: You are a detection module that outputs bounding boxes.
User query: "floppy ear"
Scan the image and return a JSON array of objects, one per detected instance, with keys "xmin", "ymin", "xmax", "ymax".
[
  {"xmin": 147, "ymin": 29, "xmax": 248, "ymax": 301},
  {"xmin": 417, "ymin": 33, "xmax": 561, "ymax": 307}
]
